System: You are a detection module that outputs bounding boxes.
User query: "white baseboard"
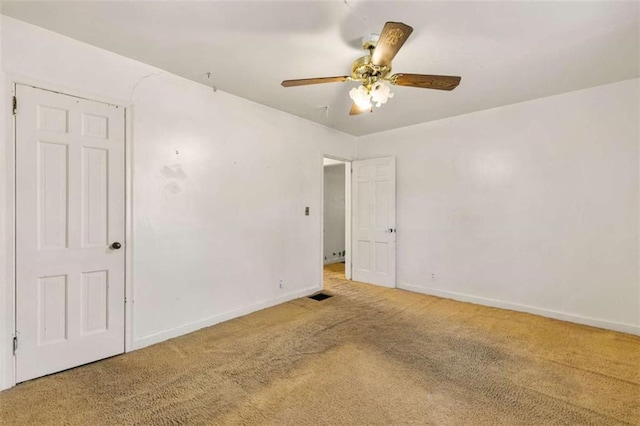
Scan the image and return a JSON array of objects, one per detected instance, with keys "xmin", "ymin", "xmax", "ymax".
[
  {"xmin": 324, "ymin": 257, "xmax": 345, "ymax": 265},
  {"xmin": 132, "ymin": 285, "xmax": 321, "ymax": 350},
  {"xmin": 399, "ymin": 283, "xmax": 640, "ymax": 336}
]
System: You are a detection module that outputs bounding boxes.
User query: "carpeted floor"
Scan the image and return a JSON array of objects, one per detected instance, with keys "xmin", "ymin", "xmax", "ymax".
[{"xmin": 1, "ymin": 263, "xmax": 639, "ymax": 425}]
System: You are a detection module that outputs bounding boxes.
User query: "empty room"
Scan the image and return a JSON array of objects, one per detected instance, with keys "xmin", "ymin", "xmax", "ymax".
[{"xmin": 0, "ymin": 1, "xmax": 638, "ymax": 424}]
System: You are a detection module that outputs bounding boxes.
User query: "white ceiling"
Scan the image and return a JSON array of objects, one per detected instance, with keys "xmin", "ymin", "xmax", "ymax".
[{"xmin": 2, "ymin": 1, "xmax": 638, "ymax": 136}]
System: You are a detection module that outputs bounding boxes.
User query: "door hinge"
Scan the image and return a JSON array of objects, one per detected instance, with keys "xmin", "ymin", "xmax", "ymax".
[
  {"xmin": 12, "ymin": 336, "xmax": 17, "ymax": 354},
  {"xmin": 12, "ymin": 96, "xmax": 17, "ymax": 115}
]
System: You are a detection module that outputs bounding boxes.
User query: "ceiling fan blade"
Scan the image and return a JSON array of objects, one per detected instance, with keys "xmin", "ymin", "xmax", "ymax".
[
  {"xmin": 349, "ymin": 102, "xmax": 370, "ymax": 115},
  {"xmin": 281, "ymin": 76, "xmax": 349, "ymax": 87},
  {"xmin": 390, "ymin": 74, "xmax": 462, "ymax": 91},
  {"xmin": 371, "ymin": 22, "xmax": 414, "ymax": 67}
]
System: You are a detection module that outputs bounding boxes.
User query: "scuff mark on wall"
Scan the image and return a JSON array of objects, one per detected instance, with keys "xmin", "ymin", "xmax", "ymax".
[
  {"xmin": 163, "ymin": 181, "xmax": 181, "ymax": 194},
  {"xmin": 160, "ymin": 165, "xmax": 187, "ymax": 180},
  {"xmin": 161, "ymin": 164, "xmax": 187, "ymax": 195}
]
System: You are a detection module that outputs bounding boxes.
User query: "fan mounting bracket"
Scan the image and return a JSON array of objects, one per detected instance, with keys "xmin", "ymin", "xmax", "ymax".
[{"xmin": 361, "ymin": 33, "xmax": 380, "ymax": 50}]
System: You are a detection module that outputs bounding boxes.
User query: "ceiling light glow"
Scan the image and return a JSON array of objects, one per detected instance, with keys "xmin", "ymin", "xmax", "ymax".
[
  {"xmin": 349, "ymin": 85, "xmax": 372, "ymax": 109},
  {"xmin": 349, "ymin": 80, "xmax": 395, "ymax": 110}
]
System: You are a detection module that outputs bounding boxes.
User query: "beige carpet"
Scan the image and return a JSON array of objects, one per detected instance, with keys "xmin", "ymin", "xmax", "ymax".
[{"xmin": 1, "ymin": 263, "xmax": 639, "ymax": 425}]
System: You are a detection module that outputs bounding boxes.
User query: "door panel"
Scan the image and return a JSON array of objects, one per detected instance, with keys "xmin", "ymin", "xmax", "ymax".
[
  {"xmin": 352, "ymin": 157, "xmax": 396, "ymax": 287},
  {"xmin": 82, "ymin": 147, "xmax": 109, "ymax": 247},
  {"xmin": 81, "ymin": 270, "xmax": 109, "ymax": 335},
  {"xmin": 16, "ymin": 85, "xmax": 125, "ymax": 383},
  {"xmin": 38, "ymin": 275, "xmax": 68, "ymax": 344},
  {"xmin": 38, "ymin": 142, "xmax": 69, "ymax": 249}
]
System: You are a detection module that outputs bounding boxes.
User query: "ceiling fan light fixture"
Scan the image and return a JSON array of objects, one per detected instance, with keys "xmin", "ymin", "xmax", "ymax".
[
  {"xmin": 370, "ymin": 80, "xmax": 394, "ymax": 107},
  {"xmin": 280, "ymin": 21, "xmax": 462, "ymax": 116},
  {"xmin": 349, "ymin": 85, "xmax": 372, "ymax": 109}
]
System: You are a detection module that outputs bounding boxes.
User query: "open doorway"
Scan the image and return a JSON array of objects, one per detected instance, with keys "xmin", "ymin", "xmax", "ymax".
[{"xmin": 322, "ymin": 157, "xmax": 351, "ymax": 289}]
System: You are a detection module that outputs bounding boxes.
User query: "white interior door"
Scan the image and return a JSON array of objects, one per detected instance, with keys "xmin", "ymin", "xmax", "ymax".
[
  {"xmin": 352, "ymin": 157, "xmax": 396, "ymax": 287},
  {"xmin": 15, "ymin": 85, "xmax": 125, "ymax": 383}
]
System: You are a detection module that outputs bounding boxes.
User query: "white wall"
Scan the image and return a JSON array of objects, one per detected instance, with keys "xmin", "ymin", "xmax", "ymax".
[
  {"xmin": 358, "ymin": 78, "xmax": 640, "ymax": 335},
  {"xmin": 0, "ymin": 16, "xmax": 357, "ymax": 389},
  {"xmin": 130, "ymin": 76, "xmax": 357, "ymax": 344},
  {"xmin": 323, "ymin": 163, "xmax": 346, "ymax": 264}
]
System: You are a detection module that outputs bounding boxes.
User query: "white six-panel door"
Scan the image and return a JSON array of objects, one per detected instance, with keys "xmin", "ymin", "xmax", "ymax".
[
  {"xmin": 15, "ymin": 85, "xmax": 125, "ymax": 382},
  {"xmin": 352, "ymin": 157, "xmax": 396, "ymax": 287}
]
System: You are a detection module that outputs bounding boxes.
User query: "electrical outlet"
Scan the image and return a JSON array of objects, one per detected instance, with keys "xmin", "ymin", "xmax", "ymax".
[
  {"xmin": 431, "ymin": 273, "xmax": 436, "ymax": 281},
  {"xmin": 279, "ymin": 280, "xmax": 285, "ymax": 289}
]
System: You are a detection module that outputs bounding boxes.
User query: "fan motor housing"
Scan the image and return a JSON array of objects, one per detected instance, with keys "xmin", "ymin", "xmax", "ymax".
[{"xmin": 350, "ymin": 55, "xmax": 392, "ymax": 81}]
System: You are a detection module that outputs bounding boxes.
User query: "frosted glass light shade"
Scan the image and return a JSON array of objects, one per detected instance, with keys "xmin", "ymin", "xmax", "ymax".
[
  {"xmin": 349, "ymin": 85, "xmax": 372, "ymax": 108},
  {"xmin": 370, "ymin": 80, "xmax": 394, "ymax": 107}
]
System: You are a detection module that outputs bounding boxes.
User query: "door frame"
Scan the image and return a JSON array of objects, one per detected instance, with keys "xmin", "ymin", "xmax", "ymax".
[
  {"xmin": 320, "ymin": 154, "xmax": 352, "ymax": 287},
  {"xmin": 0, "ymin": 77, "xmax": 134, "ymax": 390}
]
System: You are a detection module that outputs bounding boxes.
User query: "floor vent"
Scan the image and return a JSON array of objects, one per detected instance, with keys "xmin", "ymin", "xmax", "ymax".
[{"xmin": 308, "ymin": 293, "xmax": 333, "ymax": 301}]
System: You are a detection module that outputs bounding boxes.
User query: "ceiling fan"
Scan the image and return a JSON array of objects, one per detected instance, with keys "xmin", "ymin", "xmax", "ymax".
[{"xmin": 281, "ymin": 22, "xmax": 461, "ymax": 115}]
